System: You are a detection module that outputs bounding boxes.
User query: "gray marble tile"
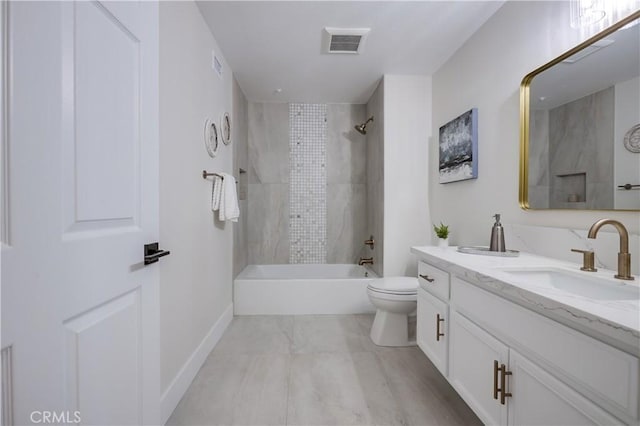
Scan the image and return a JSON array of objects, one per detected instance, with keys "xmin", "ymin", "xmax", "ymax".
[
  {"xmin": 366, "ymin": 82, "xmax": 384, "ymax": 276},
  {"xmin": 167, "ymin": 353, "xmax": 290, "ymax": 426},
  {"xmin": 233, "ymin": 200, "xmax": 249, "ymax": 277},
  {"xmin": 548, "ymin": 87, "xmax": 614, "ymax": 209},
  {"xmin": 377, "ymin": 347, "xmax": 482, "ymax": 426},
  {"xmin": 213, "ymin": 315, "xmax": 294, "ymax": 356},
  {"xmin": 248, "ymin": 103, "xmax": 290, "ymax": 184},
  {"xmin": 292, "ymin": 315, "xmax": 376, "ymax": 354},
  {"xmin": 586, "ymin": 181, "xmax": 614, "ymax": 210},
  {"xmin": 529, "ymin": 109, "xmax": 549, "ymax": 187},
  {"xmin": 326, "ymin": 184, "xmax": 367, "ymax": 264},
  {"xmin": 248, "ymin": 184, "xmax": 289, "ymax": 264},
  {"xmin": 287, "ymin": 351, "xmax": 406, "ymax": 426},
  {"xmin": 168, "ymin": 315, "xmax": 482, "ymax": 426},
  {"xmin": 528, "ymin": 185, "xmax": 550, "ymax": 209},
  {"xmin": 353, "ymin": 314, "xmax": 417, "ymax": 353},
  {"xmin": 353, "ymin": 313, "xmax": 375, "ymax": 335},
  {"xmin": 233, "ymin": 79, "xmax": 249, "ymax": 277},
  {"xmin": 326, "ymin": 104, "xmax": 367, "ymax": 184}
]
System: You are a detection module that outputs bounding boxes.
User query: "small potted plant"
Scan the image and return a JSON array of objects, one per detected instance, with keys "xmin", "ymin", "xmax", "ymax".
[{"xmin": 433, "ymin": 222, "xmax": 450, "ymax": 248}]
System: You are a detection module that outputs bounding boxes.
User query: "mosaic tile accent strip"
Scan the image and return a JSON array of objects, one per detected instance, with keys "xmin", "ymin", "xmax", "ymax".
[{"xmin": 289, "ymin": 104, "xmax": 327, "ymax": 263}]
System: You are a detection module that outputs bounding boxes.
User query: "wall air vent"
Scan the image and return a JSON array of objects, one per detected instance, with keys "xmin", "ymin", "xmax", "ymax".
[{"xmin": 323, "ymin": 27, "xmax": 370, "ymax": 54}]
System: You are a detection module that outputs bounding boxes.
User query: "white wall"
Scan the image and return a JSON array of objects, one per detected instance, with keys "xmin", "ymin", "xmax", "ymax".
[
  {"xmin": 159, "ymin": 1, "xmax": 234, "ymax": 421},
  {"xmin": 614, "ymin": 76, "xmax": 640, "ymax": 210},
  {"xmin": 383, "ymin": 75, "xmax": 432, "ymax": 276},
  {"xmin": 430, "ymin": 1, "xmax": 640, "ymax": 250}
]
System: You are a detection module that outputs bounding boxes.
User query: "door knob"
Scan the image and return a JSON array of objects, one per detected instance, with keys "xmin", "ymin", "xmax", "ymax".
[{"xmin": 144, "ymin": 242, "xmax": 170, "ymax": 265}]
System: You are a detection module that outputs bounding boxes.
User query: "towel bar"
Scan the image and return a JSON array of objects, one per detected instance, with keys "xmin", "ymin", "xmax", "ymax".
[
  {"xmin": 202, "ymin": 170, "xmax": 237, "ymax": 182},
  {"xmin": 617, "ymin": 184, "xmax": 640, "ymax": 190}
]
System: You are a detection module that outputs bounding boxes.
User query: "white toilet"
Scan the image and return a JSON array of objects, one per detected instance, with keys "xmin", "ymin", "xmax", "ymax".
[{"xmin": 367, "ymin": 277, "xmax": 418, "ymax": 346}]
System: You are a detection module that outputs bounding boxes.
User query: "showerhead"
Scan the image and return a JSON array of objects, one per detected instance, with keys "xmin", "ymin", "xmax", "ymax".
[{"xmin": 354, "ymin": 116, "xmax": 374, "ymax": 135}]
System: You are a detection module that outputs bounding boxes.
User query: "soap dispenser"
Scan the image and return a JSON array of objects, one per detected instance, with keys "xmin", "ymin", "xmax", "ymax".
[{"xmin": 489, "ymin": 214, "xmax": 506, "ymax": 252}]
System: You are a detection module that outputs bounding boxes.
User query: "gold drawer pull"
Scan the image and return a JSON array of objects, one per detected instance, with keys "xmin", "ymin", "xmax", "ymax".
[
  {"xmin": 493, "ymin": 361, "xmax": 512, "ymax": 404},
  {"xmin": 499, "ymin": 363, "xmax": 512, "ymax": 405},
  {"xmin": 436, "ymin": 314, "xmax": 445, "ymax": 341},
  {"xmin": 419, "ymin": 274, "xmax": 435, "ymax": 283},
  {"xmin": 493, "ymin": 360, "xmax": 500, "ymax": 400}
]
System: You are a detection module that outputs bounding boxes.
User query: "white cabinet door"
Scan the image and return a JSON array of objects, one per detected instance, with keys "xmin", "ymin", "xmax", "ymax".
[
  {"xmin": 1, "ymin": 2, "xmax": 160, "ymax": 424},
  {"xmin": 417, "ymin": 288, "xmax": 448, "ymax": 375},
  {"xmin": 508, "ymin": 350, "xmax": 622, "ymax": 426},
  {"xmin": 449, "ymin": 311, "xmax": 509, "ymax": 426}
]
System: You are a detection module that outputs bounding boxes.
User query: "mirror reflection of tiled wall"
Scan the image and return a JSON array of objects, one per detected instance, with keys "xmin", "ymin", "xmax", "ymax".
[{"xmin": 529, "ymin": 87, "xmax": 614, "ymax": 210}]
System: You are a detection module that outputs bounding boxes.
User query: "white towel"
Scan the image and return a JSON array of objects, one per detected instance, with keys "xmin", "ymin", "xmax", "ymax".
[
  {"xmin": 211, "ymin": 175, "xmax": 223, "ymax": 212},
  {"xmin": 211, "ymin": 173, "xmax": 240, "ymax": 222}
]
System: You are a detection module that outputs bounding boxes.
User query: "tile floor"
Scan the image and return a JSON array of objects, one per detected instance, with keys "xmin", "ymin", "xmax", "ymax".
[{"xmin": 168, "ymin": 315, "xmax": 481, "ymax": 426}]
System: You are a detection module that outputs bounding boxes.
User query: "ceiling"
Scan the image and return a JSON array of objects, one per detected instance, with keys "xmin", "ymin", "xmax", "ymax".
[{"xmin": 197, "ymin": 1, "xmax": 505, "ymax": 104}]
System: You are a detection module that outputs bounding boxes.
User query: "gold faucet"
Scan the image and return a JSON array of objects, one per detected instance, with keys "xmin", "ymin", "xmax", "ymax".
[
  {"xmin": 358, "ymin": 257, "xmax": 373, "ymax": 266},
  {"xmin": 587, "ymin": 219, "xmax": 634, "ymax": 280}
]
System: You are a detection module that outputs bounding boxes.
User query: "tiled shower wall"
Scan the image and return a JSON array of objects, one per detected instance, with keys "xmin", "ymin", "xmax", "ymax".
[
  {"xmin": 232, "ymin": 78, "xmax": 249, "ymax": 277},
  {"xmin": 364, "ymin": 82, "xmax": 384, "ymax": 276},
  {"xmin": 248, "ymin": 103, "xmax": 367, "ymax": 264}
]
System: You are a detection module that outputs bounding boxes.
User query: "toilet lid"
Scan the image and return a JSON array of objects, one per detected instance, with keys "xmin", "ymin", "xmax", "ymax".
[{"xmin": 367, "ymin": 277, "xmax": 418, "ymax": 295}]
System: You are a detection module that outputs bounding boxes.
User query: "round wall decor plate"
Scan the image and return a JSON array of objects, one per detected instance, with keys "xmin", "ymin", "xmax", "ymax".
[
  {"xmin": 221, "ymin": 112, "xmax": 232, "ymax": 145},
  {"xmin": 624, "ymin": 124, "xmax": 640, "ymax": 153},
  {"xmin": 204, "ymin": 118, "xmax": 219, "ymax": 157}
]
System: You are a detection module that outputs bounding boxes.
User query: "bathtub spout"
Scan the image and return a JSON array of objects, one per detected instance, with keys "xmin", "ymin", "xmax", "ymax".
[{"xmin": 359, "ymin": 257, "xmax": 374, "ymax": 266}]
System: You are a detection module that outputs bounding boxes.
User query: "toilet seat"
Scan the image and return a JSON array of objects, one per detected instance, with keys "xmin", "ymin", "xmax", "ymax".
[
  {"xmin": 367, "ymin": 277, "xmax": 418, "ymax": 295},
  {"xmin": 367, "ymin": 288, "xmax": 416, "ymax": 301}
]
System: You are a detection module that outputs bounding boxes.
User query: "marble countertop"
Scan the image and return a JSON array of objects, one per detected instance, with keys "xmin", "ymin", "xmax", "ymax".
[{"xmin": 411, "ymin": 246, "xmax": 640, "ymax": 356}]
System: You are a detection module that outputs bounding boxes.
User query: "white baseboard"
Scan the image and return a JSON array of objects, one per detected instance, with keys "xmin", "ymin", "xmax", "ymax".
[{"xmin": 160, "ymin": 303, "xmax": 233, "ymax": 425}]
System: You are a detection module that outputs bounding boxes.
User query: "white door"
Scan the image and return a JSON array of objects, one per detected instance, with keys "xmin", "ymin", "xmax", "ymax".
[
  {"xmin": 448, "ymin": 310, "xmax": 509, "ymax": 426},
  {"xmin": 416, "ymin": 288, "xmax": 448, "ymax": 376},
  {"xmin": 1, "ymin": 1, "xmax": 160, "ymax": 425},
  {"xmin": 508, "ymin": 350, "xmax": 620, "ymax": 426}
]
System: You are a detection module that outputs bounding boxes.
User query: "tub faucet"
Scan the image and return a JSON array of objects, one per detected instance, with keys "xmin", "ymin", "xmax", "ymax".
[
  {"xmin": 587, "ymin": 219, "xmax": 634, "ymax": 280},
  {"xmin": 364, "ymin": 236, "xmax": 375, "ymax": 250},
  {"xmin": 359, "ymin": 257, "xmax": 373, "ymax": 266}
]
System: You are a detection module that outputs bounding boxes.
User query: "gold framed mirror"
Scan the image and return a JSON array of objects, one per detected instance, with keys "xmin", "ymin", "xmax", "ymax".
[{"xmin": 520, "ymin": 10, "xmax": 640, "ymax": 211}]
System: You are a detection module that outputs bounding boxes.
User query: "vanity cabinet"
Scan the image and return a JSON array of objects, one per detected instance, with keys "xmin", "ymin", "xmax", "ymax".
[
  {"xmin": 416, "ymin": 289, "xmax": 448, "ymax": 375},
  {"xmin": 449, "ymin": 310, "xmax": 508, "ymax": 425},
  {"xmin": 417, "ymin": 261, "xmax": 451, "ymax": 375},
  {"xmin": 449, "ymin": 310, "xmax": 619, "ymax": 425},
  {"xmin": 415, "ymin": 256, "xmax": 639, "ymax": 425},
  {"xmin": 507, "ymin": 350, "xmax": 620, "ymax": 425}
]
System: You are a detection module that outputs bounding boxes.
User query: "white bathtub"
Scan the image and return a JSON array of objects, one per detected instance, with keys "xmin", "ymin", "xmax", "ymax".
[{"xmin": 234, "ymin": 264, "xmax": 378, "ymax": 315}]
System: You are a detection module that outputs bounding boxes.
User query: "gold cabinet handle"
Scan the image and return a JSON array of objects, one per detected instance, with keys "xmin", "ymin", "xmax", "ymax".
[
  {"xmin": 436, "ymin": 314, "xmax": 445, "ymax": 341},
  {"xmin": 493, "ymin": 360, "xmax": 500, "ymax": 400},
  {"xmin": 420, "ymin": 274, "xmax": 435, "ymax": 283},
  {"xmin": 499, "ymin": 363, "xmax": 512, "ymax": 405}
]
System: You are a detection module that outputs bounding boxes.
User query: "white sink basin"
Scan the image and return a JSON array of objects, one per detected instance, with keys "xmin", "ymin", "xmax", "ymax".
[{"xmin": 497, "ymin": 267, "xmax": 639, "ymax": 301}]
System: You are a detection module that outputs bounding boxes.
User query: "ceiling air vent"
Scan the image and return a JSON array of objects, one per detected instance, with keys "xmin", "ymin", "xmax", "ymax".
[
  {"xmin": 323, "ymin": 27, "xmax": 370, "ymax": 54},
  {"xmin": 562, "ymin": 39, "xmax": 614, "ymax": 64}
]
